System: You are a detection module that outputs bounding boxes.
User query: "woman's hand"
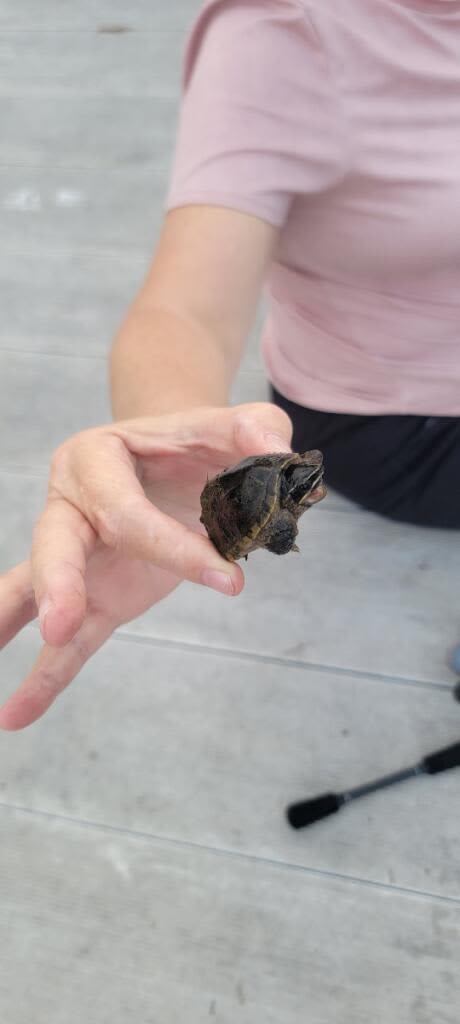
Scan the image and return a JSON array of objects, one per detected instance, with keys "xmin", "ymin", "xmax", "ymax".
[{"xmin": 0, "ymin": 402, "xmax": 292, "ymax": 731}]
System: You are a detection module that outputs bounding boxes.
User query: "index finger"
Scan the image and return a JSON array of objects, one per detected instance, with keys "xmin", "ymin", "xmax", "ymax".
[
  {"xmin": 31, "ymin": 497, "xmax": 96, "ymax": 647},
  {"xmin": 0, "ymin": 562, "xmax": 37, "ymax": 650}
]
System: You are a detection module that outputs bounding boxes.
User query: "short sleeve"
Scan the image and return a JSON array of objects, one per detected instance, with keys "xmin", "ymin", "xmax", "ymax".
[{"xmin": 165, "ymin": 0, "xmax": 349, "ymax": 228}]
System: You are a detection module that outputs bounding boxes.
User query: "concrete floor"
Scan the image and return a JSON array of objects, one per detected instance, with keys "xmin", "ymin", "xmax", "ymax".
[{"xmin": 1, "ymin": 3, "xmax": 460, "ymax": 1021}]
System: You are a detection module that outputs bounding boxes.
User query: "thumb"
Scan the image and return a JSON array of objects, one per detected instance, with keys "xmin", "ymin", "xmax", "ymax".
[
  {"xmin": 231, "ymin": 401, "xmax": 293, "ymax": 457},
  {"xmin": 112, "ymin": 402, "xmax": 293, "ymax": 463}
]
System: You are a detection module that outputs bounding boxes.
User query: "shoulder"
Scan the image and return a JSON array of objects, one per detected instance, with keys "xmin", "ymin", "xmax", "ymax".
[{"xmin": 182, "ymin": 0, "xmax": 323, "ymax": 89}]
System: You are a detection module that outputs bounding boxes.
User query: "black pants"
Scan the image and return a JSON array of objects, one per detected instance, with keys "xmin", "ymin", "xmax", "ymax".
[{"xmin": 271, "ymin": 386, "xmax": 460, "ymax": 529}]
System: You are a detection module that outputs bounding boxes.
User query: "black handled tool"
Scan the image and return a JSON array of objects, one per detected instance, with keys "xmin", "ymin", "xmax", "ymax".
[{"xmin": 286, "ymin": 740, "xmax": 460, "ymax": 830}]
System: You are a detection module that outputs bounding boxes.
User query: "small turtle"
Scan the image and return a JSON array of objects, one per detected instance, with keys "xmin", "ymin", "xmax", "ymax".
[{"xmin": 200, "ymin": 450, "xmax": 326, "ymax": 561}]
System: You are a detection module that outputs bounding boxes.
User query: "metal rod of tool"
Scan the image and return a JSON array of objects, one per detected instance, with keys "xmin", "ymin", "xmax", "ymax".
[{"xmin": 341, "ymin": 763, "xmax": 425, "ymax": 804}]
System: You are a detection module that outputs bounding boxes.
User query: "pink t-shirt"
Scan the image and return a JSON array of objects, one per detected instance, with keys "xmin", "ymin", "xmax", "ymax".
[{"xmin": 166, "ymin": 0, "xmax": 460, "ymax": 415}]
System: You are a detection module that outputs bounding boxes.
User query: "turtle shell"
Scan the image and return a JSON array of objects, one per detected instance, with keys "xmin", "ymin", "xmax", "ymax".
[{"xmin": 200, "ymin": 450, "xmax": 325, "ymax": 561}]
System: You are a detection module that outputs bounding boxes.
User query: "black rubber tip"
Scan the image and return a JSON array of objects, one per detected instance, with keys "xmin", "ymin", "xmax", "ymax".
[
  {"xmin": 286, "ymin": 792, "xmax": 341, "ymax": 830},
  {"xmin": 423, "ymin": 742, "xmax": 460, "ymax": 775},
  {"xmin": 453, "ymin": 681, "xmax": 460, "ymax": 703}
]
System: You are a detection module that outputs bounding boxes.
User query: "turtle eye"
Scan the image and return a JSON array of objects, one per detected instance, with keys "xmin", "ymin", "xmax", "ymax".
[{"xmin": 282, "ymin": 465, "xmax": 322, "ymax": 505}]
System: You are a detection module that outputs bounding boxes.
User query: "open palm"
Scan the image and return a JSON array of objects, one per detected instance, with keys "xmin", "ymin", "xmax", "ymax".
[{"xmin": 0, "ymin": 403, "xmax": 292, "ymax": 730}]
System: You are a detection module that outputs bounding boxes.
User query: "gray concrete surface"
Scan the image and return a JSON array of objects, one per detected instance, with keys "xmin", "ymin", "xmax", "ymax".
[{"xmin": 0, "ymin": 3, "xmax": 459, "ymax": 1022}]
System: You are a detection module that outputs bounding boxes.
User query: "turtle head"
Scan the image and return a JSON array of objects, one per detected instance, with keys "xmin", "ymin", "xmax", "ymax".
[{"xmin": 280, "ymin": 451, "xmax": 325, "ymax": 508}]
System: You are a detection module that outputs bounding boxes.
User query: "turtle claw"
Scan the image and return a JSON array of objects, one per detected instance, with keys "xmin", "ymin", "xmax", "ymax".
[{"xmin": 291, "ymin": 544, "xmax": 300, "ymax": 553}]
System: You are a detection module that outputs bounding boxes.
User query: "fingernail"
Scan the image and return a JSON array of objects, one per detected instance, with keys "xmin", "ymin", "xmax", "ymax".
[
  {"xmin": 38, "ymin": 596, "xmax": 53, "ymax": 632},
  {"xmin": 263, "ymin": 432, "xmax": 292, "ymax": 452},
  {"xmin": 200, "ymin": 569, "xmax": 236, "ymax": 596}
]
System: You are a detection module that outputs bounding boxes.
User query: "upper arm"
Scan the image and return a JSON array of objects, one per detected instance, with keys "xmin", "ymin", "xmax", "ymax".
[{"xmin": 136, "ymin": 204, "xmax": 280, "ymax": 369}]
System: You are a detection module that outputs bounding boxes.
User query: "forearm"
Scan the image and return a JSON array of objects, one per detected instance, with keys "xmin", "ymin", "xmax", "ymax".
[
  {"xmin": 110, "ymin": 302, "xmax": 235, "ymax": 420},
  {"xmin": 110, "ymin": 206, "xmax": 278, "ymax": 420}
]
